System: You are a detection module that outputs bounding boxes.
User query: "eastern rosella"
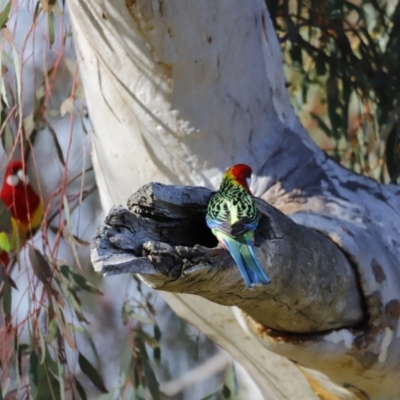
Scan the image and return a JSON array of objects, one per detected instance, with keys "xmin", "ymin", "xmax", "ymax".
[
  {"xmin": 206, "ymin": 164, "xmax": 270, "ymax": 287},
  {"xmin": 0, "ymin": 160, "xmax": 44, "ymax": 267}
]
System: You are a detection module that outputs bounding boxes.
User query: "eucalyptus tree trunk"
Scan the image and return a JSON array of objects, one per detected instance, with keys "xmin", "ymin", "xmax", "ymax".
[{"xmin": 68, "ymin": 0, "xmax": 400, "ymax": 399}]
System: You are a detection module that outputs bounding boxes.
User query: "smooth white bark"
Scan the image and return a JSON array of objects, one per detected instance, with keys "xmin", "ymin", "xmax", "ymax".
[{"xmin": 69, "ymin": 0, "xmax": 400, "ymax": 398}]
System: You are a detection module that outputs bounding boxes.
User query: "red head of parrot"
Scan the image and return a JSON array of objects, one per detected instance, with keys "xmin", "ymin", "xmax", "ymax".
[{"xmin": 224, "ymin": 164, "xmax": 253, "ymax": 194}]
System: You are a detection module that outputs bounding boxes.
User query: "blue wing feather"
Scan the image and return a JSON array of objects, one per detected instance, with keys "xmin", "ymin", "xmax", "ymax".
[{"xmin": 205, "ymin": 214, "xmax": 222, "ymax": 230}]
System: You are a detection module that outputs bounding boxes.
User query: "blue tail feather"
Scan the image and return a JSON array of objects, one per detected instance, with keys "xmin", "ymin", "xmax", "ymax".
[
  {"xmin": 221, "ymin": 238, "xmax": 252, "ymax": 287},
  {"xmin": 243, "ymin": 236, "xmax": 271, "ymax": 285},
  {"xmin": 222, "ymin": 237, "xmax": 270, "ymax": 287}
]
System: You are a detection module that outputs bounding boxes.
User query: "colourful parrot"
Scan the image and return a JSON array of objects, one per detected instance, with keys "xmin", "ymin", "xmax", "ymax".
[
  {"xmin": 0, "ymin": 160, "xmax": 44, "ymax": 268},
  {"xmin": 206, "ymin": 164, "xmax": 270, "ymax": 288}
]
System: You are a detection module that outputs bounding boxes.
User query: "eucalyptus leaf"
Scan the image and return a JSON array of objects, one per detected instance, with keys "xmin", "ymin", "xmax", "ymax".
[
  {"xmin": 78, "ymin": 352, "xmax": 108, "ymax": 394},
  {"xmin": 0, "ymin": 1, "xmax": 11, "ymax": 29}
]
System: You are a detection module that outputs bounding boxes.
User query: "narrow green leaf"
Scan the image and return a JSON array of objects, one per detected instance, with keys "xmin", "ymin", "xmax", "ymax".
[
  {"xmin": 48, "ymin": 318, "xmax": 59, "ymax": 342},
  {"xmin": 136, "ymin": 339, "xmax": 159, "ymax": 400},
  {"xmin": 1, "ymin": 50, "xmax": 12, "ymax": 64},
  {"xmin": 130, "ymin": 311, "xmax": 154, "ymax": 325},
  {"xmin": 33, "ymin": 1, "xmax": 41, "ymax": 22},
  {"xmin": 33, "ymin": 85, "xmax": 45, "ymax": 123},
  {"xmin": 2, "ymin": 279, "xmax": 12, "ymax": 325},
  {"xmin": 38, "ymin": 328, "xmax": 46, "ymax": 364},
  {"xmin": 221, "ymin": 384, "xmax": 231, "ymax": 399},
  {"xmin": 289, "ymin": 42, "xmax": 302, "ymax": 66},
  {"xmin": 133, "ymin": 386, "xmax": 146, "ymax": 400},
  {"xmin": 29, "ymin": 246, "xmax": 52, "ymax": 283},
  {"xmin": 0, "ymin": 39, "xmax": 6, "ymax": 111},
  {"xmin": 24, "ymin": 129, "xmax": 38, "ymax": 161},
  {"xmin": 0, "ymin": 75, "xmax": 9, "ymax": 109},
  {"xmin": 17, "ymin": 344, "xmax": 29, "ymax": 378},
  {"xmin": 63, "ymin": 195, "xmax": 72, "ymax": 230},
  {"xmin": 301, "ymin": 81, "xmax": 308, "ymax": 104},
  {"xmin": 1, "ymin": 126, "xmax": 14, "ymax": 156},
  {"xmin": 0, "ymin": 2, "xmax": 11, "ymax": 29},
  {"xmin": 79, "ymin": 327, "xmax": 102, "ymax": 368},
  {"xmin": 121, "ymin": 304, "xmax": 129, "ymax": 326},
  {"xmin": 122, "ymin": 303, "xmax": 154, "ymax": 324},
  {"xmin": 0, "ymin": 70, "xmax": 8, "ymax": 112},
  {"xmin": 59, "ymin": 264, "xmax": 70, "ymax": 279},
  {"xmin": 58, "ymin": 264, "xmax": 102, "ymax": 295},
  {"xmin": 52, "ymin": 1, "xmax": 62, "ymax": 16},
  {"xmin": 79, "ymin": 112, "xmax": 88, "ymax": 135},
  {"xmin": 310, "ymin": 112, "xmax": 332, "ymax": 138},
  {"xmin": 29, "ymin": 350, "xmax": 39, "ymax": 396},
  {"xmin": 136, "ymin": 329, "xmax": 159, "ymax": 348},
  {"xmin": 48, "ymin": 11, "xmax": 55, "ymax": 48},
  {"xmin": 385, "ymin": 120, "xmax": 400, "ymax": 183},
  {"xmin": 119, "ymin": 337, "xmax": 133, "ymax": 378},
  {"xmin": 55, "ymin": 329, "xmax": 67, "ymax": 365},
  {"xmin": 35, "ymin": 356, "xmax": 61, "ymax": 400},
  {"xmin": 200, "ymin": 391, "xmax": 219, "ymax": 400},
  {"xmin": 53, "ymin": 303, "xmax": 76, "ymax": 349},
  {"xmin": 47, "ymin": 123, "xmax": 65, "ymax": 165},
  {"xmin": 315, "ymin": 52, "xmax": 326, "ymax": 76},
  {"xmin": 23, "ymin": 113, "xmax": 35, "ymax": 138},
  {"xmin": 73, "ymin": 377, "xmax": 87, "ymax": 400},
  {"xmin": 10, "ymin": 43, "xmax": 21, "ymax": 107},
  {"xmin": 62, "ymin": 227, "xmax": 90, "ymax": 246},
  {"xmin": 153, "ymin": 324, "xmax": 161, "ymax": 341},
  {"xmin": 64, "ymin": 289, "xmax": 89, "ymax": 323},
  {"xmin": 78, "ymin": 352, "xmax": 108, "ymax": 394},
  {"xmin": 67, "ymin": 323, "xmax": 86, "ymax": 333},
  {"xmin": 48, "ymin": 225, "xmax": 59, "ymax": 235},
  {"xmin": 98, "ymin": 390, "xmax": 116, "ymax": 400},
  {"xmin": 153, "ymin": 347, "xmax": 161, "ymax": 367},
  {"xmin": 61, "ymin": 226, "xmax": 83, "ymax": 270},
  {"xmin": 41, "ymin": 0, "xmax": 57, "ymax": 13},
  {"xmin": 71, "ymin": 234, "xmax": 90, "ymax": 247},
  {"xmin": 341, "ymin": 80, "xmax": 351, "ymax": 137},
  {"xmin": 57, "ymin": 357, "xmax": 65, "ymax": 400},
  {"xmin": 71, "ymin": 271, "xmax": 102, "ymax": 295},
  {"xmin": 326, "ymin": 75, "xmax": 340, "ymax": 141}
]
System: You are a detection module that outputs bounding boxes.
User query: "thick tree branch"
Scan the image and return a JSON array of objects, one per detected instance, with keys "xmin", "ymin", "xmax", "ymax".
[{"xmin": 92, "ymin": 182, "xmax": 363, "ymax": 333}]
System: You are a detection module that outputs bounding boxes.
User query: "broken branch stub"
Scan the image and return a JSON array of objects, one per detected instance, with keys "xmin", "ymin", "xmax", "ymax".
[{"xmin": 92, "ymin": 182, "xmax": 363, "ymax": 333}]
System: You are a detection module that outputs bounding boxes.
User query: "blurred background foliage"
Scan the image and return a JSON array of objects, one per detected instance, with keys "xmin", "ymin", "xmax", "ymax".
[
  {"xmin": 1, "ymin": 0, "xmax": 399, "ymax": 399},
  {"xmin": 266, "ymin": 0, "xmax": 400, "ymax": 183}
]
